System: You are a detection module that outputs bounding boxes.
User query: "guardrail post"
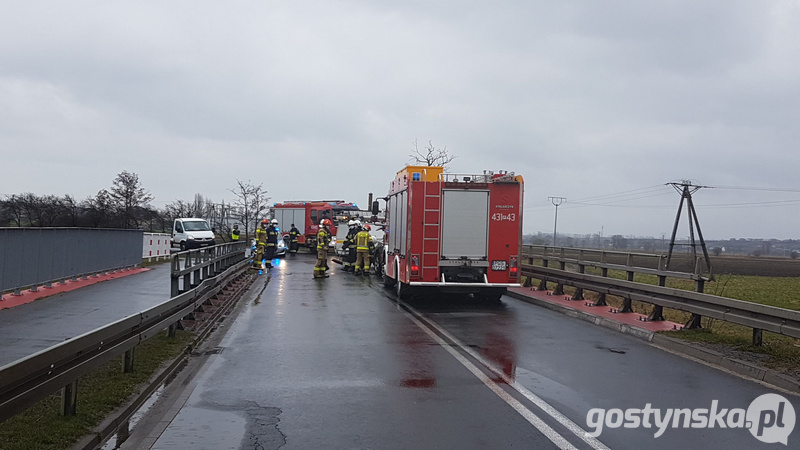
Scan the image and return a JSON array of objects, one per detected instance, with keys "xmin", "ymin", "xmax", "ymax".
[
  {"xmin": 572, "ymin": 264, "xmax": 585, "ymax": 300},
  {"xmin": 123, "ymin": 348, "xmax": 135, "ymax": 373},
  {"xmin": 553, "ymin": 261, "xmax": 565, "ymax": 295},
  {"xmin": 592, "ymin": 267, "xmax": 609, "ymax": 306},
  {"xmin": 169, "ymin": 322, "xmax": 177, "ymax": 337},
  {"xmin": 619, "ymin": 296, "xmax": 633, "ymax": 313},
  {"xmin": 684, "ymin": 279, "xmax": 705, "ymax": 329},
  {"xmin": 205, "ymin": 248, "xmax": 213, "ymax": 279},
  {"xmin": 753, "ymin": 328, "xmax": 763, "ymax": 347},
  {"xmin": 171, "ymin": 256, "xmax": 180, "ymax": 297},
  {"xmin": 648, "ymin": 276, "xmax": 667, "ymax": 321},
  {"xmin": 191, "ymin": 251, "xmax": 202, "ymax": 289},
  {"xmin": 537, "ymin": 259, "xmax": 548, "ymax": 291},
  {"xmin": 183, "ymin": 253, "xmax": 192, "ymax": 293},
  {"xmin": 61, "ymin": 380, "xmax": 78, "ymax": 416}
]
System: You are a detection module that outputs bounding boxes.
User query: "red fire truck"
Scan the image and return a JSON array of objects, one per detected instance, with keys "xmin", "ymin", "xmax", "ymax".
[
  {"xmin": 381, "ymin": 166, "xmax": 524, "ymax": 301},
  {"xmin": 272, "ymin": 201, "xmax": 340, "ymax": 249}
]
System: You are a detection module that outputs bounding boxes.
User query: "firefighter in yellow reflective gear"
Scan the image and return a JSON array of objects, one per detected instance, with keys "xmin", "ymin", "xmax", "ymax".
[
  {"xmin": 354, "ymin": 224, "xmax": 374, "ymax": 275},
  {"xmin": 231, "ymin": 224, "xmax": 240, "ymax": 241},
  {"xmin": 314, "ymin": 219, "xmax": 333, "ymax": 278},
  {"xmin": 253, "ymin": 219, "xmax": 269, "ymax": 269}
]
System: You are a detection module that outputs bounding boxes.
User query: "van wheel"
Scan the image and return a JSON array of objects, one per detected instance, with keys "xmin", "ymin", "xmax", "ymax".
[{"xmin": 179, "ymin": 242, "xmax": 187, "ymax": 251}]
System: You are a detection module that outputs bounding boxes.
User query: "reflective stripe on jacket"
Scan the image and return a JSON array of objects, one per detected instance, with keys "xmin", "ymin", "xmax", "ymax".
[
  {"xmin": 266, "ymin": 226, "xmax": 278, "ymax": 246},
  {"xmin": 255, "ymin": 227, "xmax": 267, "ymax": 244},
  {"xmin": 355, "ymin": 231, "xmax": 373, "ymax": 251}
]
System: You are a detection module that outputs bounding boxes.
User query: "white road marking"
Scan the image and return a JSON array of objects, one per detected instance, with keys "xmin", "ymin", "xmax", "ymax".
[
  {"xmin": 402, "ymin": 310, "xmax": 579, "ymax": 450},
  {"xmin": 404, "ymin": 302, "xmax": 611, "ymax": 450}
]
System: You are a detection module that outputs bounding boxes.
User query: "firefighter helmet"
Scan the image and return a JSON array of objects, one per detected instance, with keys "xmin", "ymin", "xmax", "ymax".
[
  {"xmin": 321, "ymin": 219, "xmax": 332, "ymax": 227},
  {"xmin": 348, "ymin": 220, "xmax": 356, "ymax": 227},
  {"xmin": 363, "ymin": 224, "xmax": 371, "ymax": 231},
  {"xmin": 261, "ymin": 219, "xmax": 269, "ymax": 225},
  {"xmin": 271, "ymin": 219, "xmax": 278, "ymax": 225}
]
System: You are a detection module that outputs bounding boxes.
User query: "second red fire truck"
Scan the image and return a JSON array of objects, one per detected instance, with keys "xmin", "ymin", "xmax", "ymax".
[
  {"xmin": 380, "ymin": 165, "xmax": 524, "ymax": 301},
  {"xmin": 272, "ymin": 201, "xmax": 340, "ymax": 249}
]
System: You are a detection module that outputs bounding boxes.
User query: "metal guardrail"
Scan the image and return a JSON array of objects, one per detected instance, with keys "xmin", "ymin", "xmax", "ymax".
[
  {"xmin": 521, "ymin": 245, "xmax": 800, "ymax": 346},
  {"xmin": 170, "ymin": 241, "xmax": 248, "ymax": 297},
  {"xmin": 0, "ymin": 243, "xmax": 249, "ymax": 424},
  {"xmin": 525, "ymin": 245, "xmax": 709, "ymax": 280}
]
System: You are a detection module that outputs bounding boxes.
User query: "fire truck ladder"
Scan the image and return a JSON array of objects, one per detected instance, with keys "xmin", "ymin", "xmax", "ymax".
[{"xmin": 421, "ymin": 173, "xmax": 441, "ymax": 280}]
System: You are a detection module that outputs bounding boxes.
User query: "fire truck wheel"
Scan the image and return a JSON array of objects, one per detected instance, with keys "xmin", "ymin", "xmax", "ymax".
[
  {"xmin": 382, "ymin": 273, "xmax": 396, "ymax": 288},
  {"xmin": 396, "ymin": 280, "xmax": 411, "ymax": 300}
]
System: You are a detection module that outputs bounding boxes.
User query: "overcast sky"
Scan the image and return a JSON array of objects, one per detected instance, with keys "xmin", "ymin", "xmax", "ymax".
[{"xmin": 2, "ymin": 1, "xmax": 799, "ymax": 239}]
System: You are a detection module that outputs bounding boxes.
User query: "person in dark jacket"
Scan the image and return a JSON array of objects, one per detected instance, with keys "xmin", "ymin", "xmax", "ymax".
[
  {"xmin": 288, "ymin": 224, "xmax": 300, "ymax": 255},
  {"xmin": 264, "ymin": 219, "xmax": 279, "ymax": 268},
  {"xmin": 342, "ymin": 220, "xmax": 359, "ymax": 272}
]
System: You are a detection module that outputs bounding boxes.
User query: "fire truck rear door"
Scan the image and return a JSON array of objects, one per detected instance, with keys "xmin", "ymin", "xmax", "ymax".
[
  {"xmin": 275, "ymin": 208, "xmax": 305, "ymax": 235},
  {"xmin": 440, "ymin": 190, "xmax": 489, "ymax": 260}
]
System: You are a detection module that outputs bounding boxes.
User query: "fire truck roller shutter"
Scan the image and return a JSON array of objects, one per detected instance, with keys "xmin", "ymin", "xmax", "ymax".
[
  {"xmin": 275, "ymin": 208, "xmax": 305, "ymax": 235},
  {"xmin": 440, "ymin": 190, "xmax": 490, "ymax": 260}
]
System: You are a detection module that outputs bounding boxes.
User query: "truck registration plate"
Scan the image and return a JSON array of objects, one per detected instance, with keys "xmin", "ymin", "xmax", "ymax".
[{"xmin": 491, "ymin": 260, "xmax": 507, "ymax": 271}]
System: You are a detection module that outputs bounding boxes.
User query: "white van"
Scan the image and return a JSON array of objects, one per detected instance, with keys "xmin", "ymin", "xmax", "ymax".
[{"xmin": 172, "ymin": 218, "xmax": 216, "ymax": 251}]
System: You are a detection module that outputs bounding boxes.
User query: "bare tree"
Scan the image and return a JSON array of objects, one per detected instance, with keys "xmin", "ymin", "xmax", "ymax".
[
  {"xmin": 108, "ymin": 171, "xmax": 153, "ymax": 228},
  {"xmin": 409, "ymin": 140, "xmax": 457, "ymax": 169},
  {"xmin": 229, "ymin": 180, "xmax": 270, "ymax": 242},
  {"xmin": 193, "ymin": 193, "xmax": 208, "ymax": 218},
  {"xmin": 85, "ymin": 190, "xmax": 115, "ymax": 228},
  {"xmin": 59, "ymin": 195, "xmax": 83, "ymax": 226},
  {"xmin": 2, "ymin": 194, "xmax": 27, "ymax": 226},
  {"xmin": 163, "ymin": 200, "xmax": 195, "ymax": 220}
]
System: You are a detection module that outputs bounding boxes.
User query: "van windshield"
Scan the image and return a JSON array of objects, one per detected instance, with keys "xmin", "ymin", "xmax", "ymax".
[{"xmin": 183, "ymin": 221, "xmax": 211, "ymax": 231}]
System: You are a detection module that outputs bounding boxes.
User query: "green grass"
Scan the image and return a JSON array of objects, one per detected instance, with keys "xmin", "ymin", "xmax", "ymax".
[{"xmin": 0, "ymin": 330, "xmax": 195, "ymax": 450}]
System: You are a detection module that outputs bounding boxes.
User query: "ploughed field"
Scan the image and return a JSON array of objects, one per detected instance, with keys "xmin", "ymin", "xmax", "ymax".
[{"xmin": 570, "ymin": 252, "xmax": 800, "ymax": 277}]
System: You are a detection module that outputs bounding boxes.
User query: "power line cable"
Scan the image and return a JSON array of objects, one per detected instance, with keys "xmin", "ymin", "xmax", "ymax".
[{"xmin": 713, "ymin": 185, "xmax": 800, "ymax": 193}]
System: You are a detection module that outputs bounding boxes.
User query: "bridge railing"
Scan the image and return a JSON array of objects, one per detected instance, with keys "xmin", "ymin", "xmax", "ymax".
[
  {"xmin": 170, "ymin": 241, "xmax": 248, "ymax": 297},
  {"xmin": 520, "ymin": 245, "xmax": 800, "ymax": 347},
  {"xmin": 0, "ymin": 242, "xmax": 250, "ymax": 427}
]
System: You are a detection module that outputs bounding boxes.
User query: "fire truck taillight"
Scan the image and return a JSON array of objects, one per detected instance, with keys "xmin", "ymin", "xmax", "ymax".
[
  {"xmin": 410, "ymin": 255, "xmax": 420, "ymax": 276},
  {"xmin": 509, "ymin": 256, "xmax": 518, "ymax": 278}
]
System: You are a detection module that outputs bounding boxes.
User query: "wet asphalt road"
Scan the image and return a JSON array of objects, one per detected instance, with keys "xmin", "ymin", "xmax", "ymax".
[
  {"xmin": 0, "ymin": 263, "xmax": 172, "ymax": 366},
  {"xmin": 121, "ymin": 255, "xmax": 800, "ymax": 450}
]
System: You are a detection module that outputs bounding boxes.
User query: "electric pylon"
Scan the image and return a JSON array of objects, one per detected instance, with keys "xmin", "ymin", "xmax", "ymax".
[{"xmin": 665, "ymin": 180, "xmax": 713, "ymax": 275}]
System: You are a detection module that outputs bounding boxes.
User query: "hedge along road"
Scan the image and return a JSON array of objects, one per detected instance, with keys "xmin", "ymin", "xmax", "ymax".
[{"xmin": 120, "ymin": 255, "xmax": 800, "ymax": 450}]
